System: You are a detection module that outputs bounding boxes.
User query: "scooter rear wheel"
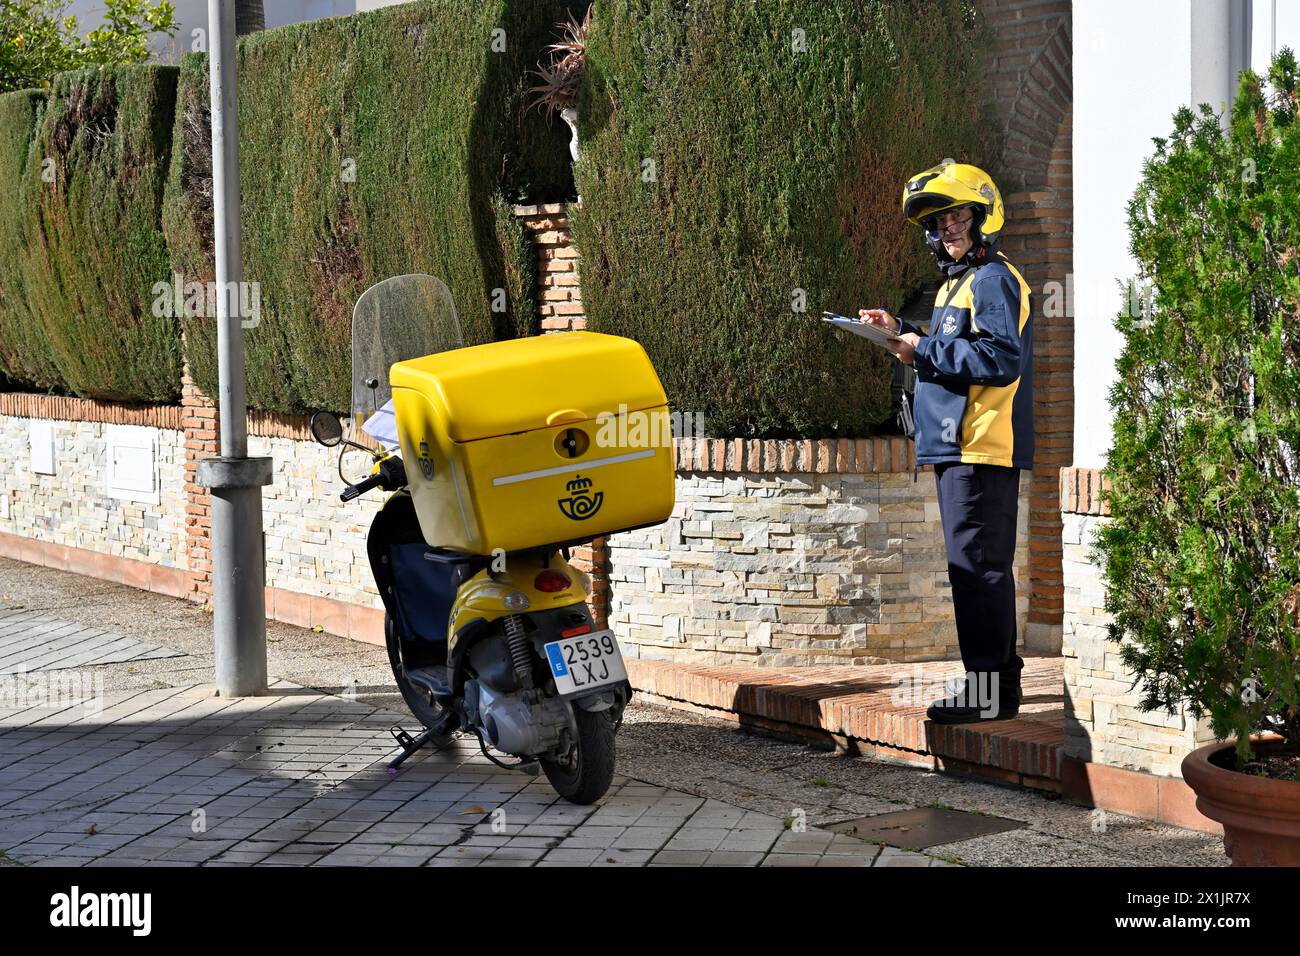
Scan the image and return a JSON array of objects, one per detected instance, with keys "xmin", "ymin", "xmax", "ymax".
[
  {"xmin": 385, "ymin": 613, "xmax": 455, "ymax": 746},
  {"xmin": 540, "ymin": 707, "xmax": 616, "ymax": 804}
]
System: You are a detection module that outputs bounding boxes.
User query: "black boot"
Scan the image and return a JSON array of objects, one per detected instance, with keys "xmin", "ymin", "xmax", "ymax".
[
  {"xmin": 926, "ymin": 671, "xmax": 1020, "ymax": 724},
  {"xmin": 1000, "ymin": 667, "xmax": 1022, "ymax": 714}
]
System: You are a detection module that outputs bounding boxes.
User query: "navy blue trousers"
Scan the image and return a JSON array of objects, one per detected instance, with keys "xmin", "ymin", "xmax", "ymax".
[{"xmin": 933, "ymin": 462, "xmax": 1024, "ymax": 681}]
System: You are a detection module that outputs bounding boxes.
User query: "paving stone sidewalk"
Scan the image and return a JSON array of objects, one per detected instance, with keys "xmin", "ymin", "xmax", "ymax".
[
  {"xmin": 0, "ymin": 681, "xmax": 932, "ymax": 867},
  {"xmin": 0, "ymin": 557, "xmax": 1225, "ymax": 867}
]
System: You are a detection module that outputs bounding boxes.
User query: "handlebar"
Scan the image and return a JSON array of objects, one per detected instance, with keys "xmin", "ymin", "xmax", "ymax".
[
  {"xmin": 340, "ymin": 473, "xmax": 385, "ymax": 502},
  {"xmin": 339, "ymin": 455, "xmax": 407, "ymax": 502}
]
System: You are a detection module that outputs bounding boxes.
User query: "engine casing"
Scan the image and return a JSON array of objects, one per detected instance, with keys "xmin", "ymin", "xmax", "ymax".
[{"xmin": 474, "ymin": 681, "xmax": 573, "ymax": 756}]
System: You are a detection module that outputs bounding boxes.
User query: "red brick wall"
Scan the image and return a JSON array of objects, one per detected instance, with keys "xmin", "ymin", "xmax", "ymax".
[
  {"xmin": 0, "ymin": 393, "xmax": 182, "ymax": 428},
  {"xmin": 981, "ymin": 0, "xmax": 1073, "ymax": 194}
]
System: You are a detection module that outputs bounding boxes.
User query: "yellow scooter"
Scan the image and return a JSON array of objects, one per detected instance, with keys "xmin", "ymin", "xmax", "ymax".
[{"xmin": 309, "ymin": 274, "xmax": 674, "ymax": 804}]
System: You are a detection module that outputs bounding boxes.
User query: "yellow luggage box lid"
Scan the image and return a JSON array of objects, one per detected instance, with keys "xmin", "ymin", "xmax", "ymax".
[{"xmin": 390, "ymin": 331, "xmax": 668, "ymax": 443}]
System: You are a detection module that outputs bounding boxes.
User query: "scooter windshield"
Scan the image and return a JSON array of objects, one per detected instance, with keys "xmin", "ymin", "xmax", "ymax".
[{"xmin": 351, "ymin": 274, "xmax": 463, "ymax": 430}]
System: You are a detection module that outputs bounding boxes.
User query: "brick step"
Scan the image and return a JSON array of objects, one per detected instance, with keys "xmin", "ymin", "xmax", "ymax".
[{"xmin": 626, "ymin": 656, "xmax": 1066, "ymax": 788}]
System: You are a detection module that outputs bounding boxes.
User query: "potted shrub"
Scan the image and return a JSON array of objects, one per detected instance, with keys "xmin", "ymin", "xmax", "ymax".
[
  {"xmin": 1096, "ymin": 51, "xmax": 1300, "ymax": 866},
  {"xmin": 528, "ymin": 6, "xmax": 592, "ymax": 163}
]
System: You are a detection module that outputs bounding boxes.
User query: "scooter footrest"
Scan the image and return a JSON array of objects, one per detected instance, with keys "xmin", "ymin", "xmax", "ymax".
[{"xmin": 406, "ymin": 666, "xmax": 453, "ymax": 703}]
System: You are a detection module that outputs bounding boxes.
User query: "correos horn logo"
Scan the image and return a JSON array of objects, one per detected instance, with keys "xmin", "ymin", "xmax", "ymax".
[{"xmin": 558, "ymin": 475, "xmax": 603, "ymax": 520}]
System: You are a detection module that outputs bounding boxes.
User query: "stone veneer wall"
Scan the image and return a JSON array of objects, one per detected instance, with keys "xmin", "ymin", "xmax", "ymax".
[
  {"xmin": 1059, "ymin": 467, "xmax": 1215, "ymax": 776},
  {"xmin": 609, "ymin": 438, "xmax": 1031, "ymax": 667},
  {"xmin": 254, "ymin": 433, "xmax": 384, "ymax": 612},
  {"xmin": 0, "ymin": 409, "xmax": 186, "ymax": 571}
]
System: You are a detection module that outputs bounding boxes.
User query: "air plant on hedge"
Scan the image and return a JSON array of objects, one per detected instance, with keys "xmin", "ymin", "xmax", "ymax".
[{"xmin": 528, "ymin": 6, "xmax": 591, "ymax": 162}]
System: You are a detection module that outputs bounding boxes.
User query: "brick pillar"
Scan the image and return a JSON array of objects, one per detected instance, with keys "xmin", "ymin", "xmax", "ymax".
[
  {"xmin": 569, "ymin": 535, "xmax": 610, "ymax": 629},
  {"xmin": 180, "ymin": 342, "xmax": 218, "ymax": 602},
  {"xmin": 514, "ymin": 203, "xmax": 585, "ymax": 333}
]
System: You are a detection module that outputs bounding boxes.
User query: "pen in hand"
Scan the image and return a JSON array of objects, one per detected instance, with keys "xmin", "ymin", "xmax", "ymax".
[{"xmin": 858, "ymin": 304, "xmax": 899, "ymax": 334}]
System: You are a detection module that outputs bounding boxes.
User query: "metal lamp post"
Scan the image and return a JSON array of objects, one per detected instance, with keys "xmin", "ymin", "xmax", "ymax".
[{"xmin": 195, "ymin": 0, "xmax": 272, "ymax": 697}]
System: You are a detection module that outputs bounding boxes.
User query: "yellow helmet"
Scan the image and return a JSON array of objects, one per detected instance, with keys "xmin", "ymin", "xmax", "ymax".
[{"xmin": 901, "ymin": 160, "xmax": 1005, "ymax": 250}]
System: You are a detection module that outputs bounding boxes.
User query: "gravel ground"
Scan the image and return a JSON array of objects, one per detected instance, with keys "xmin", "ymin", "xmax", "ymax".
[
  {"xmin": 0, "ymin": 557, "xmax": 1227, "ymax": 867},
  {"xmin": 615, "ymin": 703, "xmax": 1225, "ymax": 866}
]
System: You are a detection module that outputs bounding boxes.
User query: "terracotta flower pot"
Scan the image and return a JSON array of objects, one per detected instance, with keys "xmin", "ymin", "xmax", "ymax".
[{"xmin": 1181, "ymin": 734, "xmax": 1300, "ymax": 866}]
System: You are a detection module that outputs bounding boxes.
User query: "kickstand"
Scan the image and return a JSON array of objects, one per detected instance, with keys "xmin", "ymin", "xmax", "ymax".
[{"xmin": 386, "ymin": 724, "xmax": 442, "ymax": 774}]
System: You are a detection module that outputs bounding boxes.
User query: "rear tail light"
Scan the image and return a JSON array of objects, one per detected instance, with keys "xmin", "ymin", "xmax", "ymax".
[
  {"xmin": 561, "ymin": 624, "xmax": 593, "ymax": 638},
  {"xmin": 534, "ymin": 569, "xmax": 572, "ymax": 593}
]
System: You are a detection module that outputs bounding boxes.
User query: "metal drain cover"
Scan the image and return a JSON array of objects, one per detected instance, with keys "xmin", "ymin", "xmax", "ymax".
[{"xmin": 826, "ymin": 807, "xmax": 1025, "ymax": 850}]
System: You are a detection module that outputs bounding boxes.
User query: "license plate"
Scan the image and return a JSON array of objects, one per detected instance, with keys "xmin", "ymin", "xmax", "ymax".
[{"xmin": 544, "ymin": 629, "xmax": 627, "ymax": 696}]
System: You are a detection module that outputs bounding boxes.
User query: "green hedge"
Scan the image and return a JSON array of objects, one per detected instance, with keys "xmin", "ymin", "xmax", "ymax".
[
  {"xmin": 0, "ymin": 89, "xmax": 59, "ymax": 390},
  {"xmin": 164, "ymin": 0, "xmax": 574, "ymax": 414},
  {"xmin": 9, "ymin": 68, "xmax": 180, "ymax": 402},
  {"xmin": 571, "ymin": 0, "xmax": 989, "ymax": 437}
]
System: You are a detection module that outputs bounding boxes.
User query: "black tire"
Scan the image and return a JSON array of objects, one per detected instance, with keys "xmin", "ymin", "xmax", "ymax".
[
  {"xmin": 384, "ymin": 613, "xmax": 454, "ymax": 745},
  {"xmin": 541, "ymin": 707, "xmax": 616, "ymax": 804}
]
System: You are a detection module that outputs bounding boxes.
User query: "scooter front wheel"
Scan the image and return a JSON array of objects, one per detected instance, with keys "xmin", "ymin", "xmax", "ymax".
[
  {"xmin": 384, "ymin": 613, "xmax": 454, "ymax": 746},
  {"xmin": 541, "ymin": 707, "xmax": 616, "ymax": 804}
]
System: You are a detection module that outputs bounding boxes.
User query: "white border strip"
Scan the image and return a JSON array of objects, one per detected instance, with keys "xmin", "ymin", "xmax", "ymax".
[{"xmin": 492, "ymin": 449, "xmax": 657, "ymax": 487}]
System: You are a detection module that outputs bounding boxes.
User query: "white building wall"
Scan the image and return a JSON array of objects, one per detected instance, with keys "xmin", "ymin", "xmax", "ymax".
[
  {"xmin": 1073, "ymin": 0, "xmax": 1300, "ymax": 470},
  {"xmin": 1066, "ymin": 1, "xmax": 1300, "ymax": 775},
  {"xmin": 1071, "ymin": 0, "xmax": 1193, "ymax": 469}
]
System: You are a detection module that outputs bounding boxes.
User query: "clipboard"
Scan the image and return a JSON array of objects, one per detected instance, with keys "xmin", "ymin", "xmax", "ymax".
[{"xmin": 821, "ymin": 311, "xmax": 902, "ymax": 348}]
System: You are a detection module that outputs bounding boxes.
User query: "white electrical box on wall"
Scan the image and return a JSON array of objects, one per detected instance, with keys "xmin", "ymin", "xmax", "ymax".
[
  {"xmin": 29, "ymin": 420, "xmax": 55, "ymax": 475},
  {"xmin": 104, "ymin": 424, "xmax": 160, "ymax": 505}
]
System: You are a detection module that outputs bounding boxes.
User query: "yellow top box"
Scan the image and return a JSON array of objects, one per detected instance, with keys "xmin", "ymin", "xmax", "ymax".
[
  {"xmin": 390, "ymin": 332, "xmax": 676, "ymax": 555},
  {"xmin": 391, "ymin": 331, "xmax": 668, "ymax": 442}
]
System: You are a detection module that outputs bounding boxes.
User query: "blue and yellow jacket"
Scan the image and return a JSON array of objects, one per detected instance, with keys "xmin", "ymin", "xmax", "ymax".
[{"xmin": 899, "ymin": 252, "xmax": 1034, "ymax": 470}]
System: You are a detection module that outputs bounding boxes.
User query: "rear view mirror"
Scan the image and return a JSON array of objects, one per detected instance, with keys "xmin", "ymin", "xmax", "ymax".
[{"xmin": 310, "ymin": 411, "xmax": 344, "ymax": 447}]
